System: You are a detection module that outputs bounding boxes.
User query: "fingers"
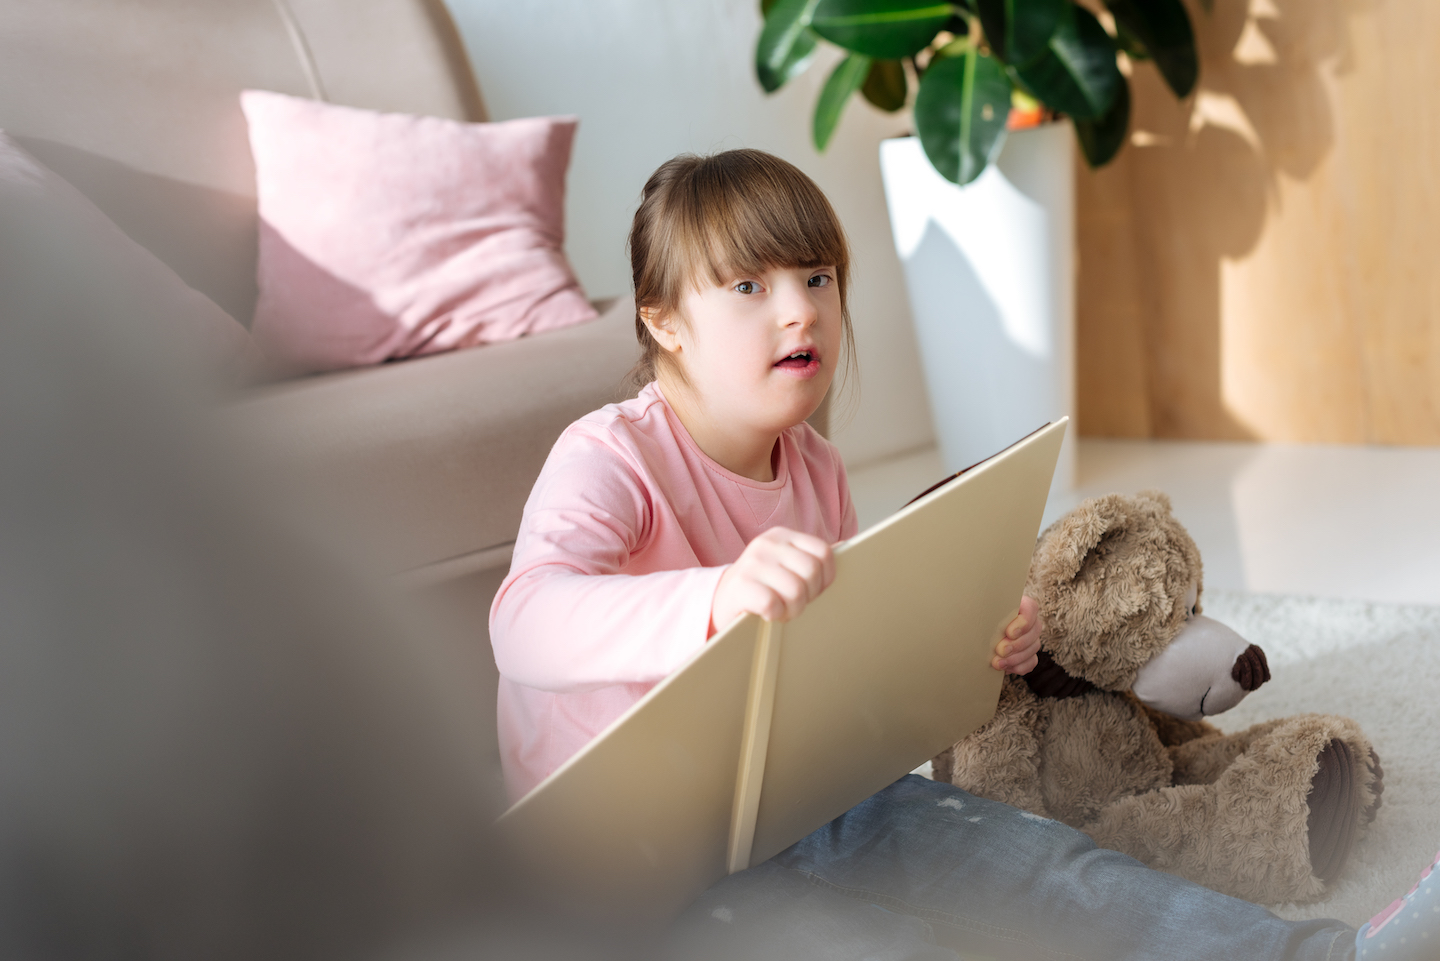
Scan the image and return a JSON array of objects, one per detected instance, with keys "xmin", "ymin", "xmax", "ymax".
[
  {"xmin": 712, "ymin": 566, "xmax": 790, "ymax": 628},
  {"xmin": 736, "ymin": 558, "xmax": 807, "ymax": 621},
  {"xmin": 1005, "ymin": 594, "xmax": 1039, "ymax": 640},
  {"xmin": 768, "ymin": 540, "xmax": 830, "ymax": 603},
  {"xmin": 736, "ymin": 574, "xmax": 795, "ymax": 622},
  {"xmin": 756, "ymin": 527, "xmax": 833, "ymax": 577},
  {"xmin": 782, "ymin": 529, "xmax": 837, "ymax": 590},
  {"xmin": 751, "ymin": 528, "xmax": 834, "ymax": 616},
  {"xmin": 993, "ymin": 595, "xmax": 1044, "ymax": 674},
  {"xmin": 710, "ymin": 527, "xmax": 837, "ymax": 628},
  {"xmin": 999, "ymin": 623, "xmax": 1042, "ymax": 663},
  {"xmin": 1007, "ymin": 652, "xmax": 1040, "ymax": 675}
]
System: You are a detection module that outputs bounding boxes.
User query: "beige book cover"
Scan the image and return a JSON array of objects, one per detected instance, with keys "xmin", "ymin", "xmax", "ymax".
[{"xmin": 498, "ymin": 418, "xmax": 1068, "ymax": 922}]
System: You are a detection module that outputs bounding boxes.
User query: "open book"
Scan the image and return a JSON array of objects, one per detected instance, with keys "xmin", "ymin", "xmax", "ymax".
[{"xmin": 498, "ymin": 419, "xmax": 1068, "ymax": 921}]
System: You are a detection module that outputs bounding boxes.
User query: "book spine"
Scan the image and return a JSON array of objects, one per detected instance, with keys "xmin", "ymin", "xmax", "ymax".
[{"xmin": 725, "ymin": 619, "xmax": 783, "ymax": 873}]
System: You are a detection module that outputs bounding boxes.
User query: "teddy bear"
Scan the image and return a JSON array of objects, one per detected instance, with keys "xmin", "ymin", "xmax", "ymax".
[{"xmin": 932, "ymin": 491, "xmax": 1384, "ymax": 904}]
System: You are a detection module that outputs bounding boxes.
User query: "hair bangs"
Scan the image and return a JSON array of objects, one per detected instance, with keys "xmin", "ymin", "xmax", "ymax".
[{"xmin": 669, "ymin": 154, "xmax": 850, "ymax": 293}]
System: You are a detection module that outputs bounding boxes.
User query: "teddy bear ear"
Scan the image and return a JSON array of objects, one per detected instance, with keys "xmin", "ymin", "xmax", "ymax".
[
  {"xmin": 1032, "ymin": 494, "xmax": 1125, "ymax": 585},
  {"xmin": 1134, "ymin": 489, "xmax": 1174, "ymax": 514}
]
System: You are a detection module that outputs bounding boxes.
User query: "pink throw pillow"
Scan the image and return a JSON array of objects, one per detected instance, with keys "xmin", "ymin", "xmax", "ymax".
[{"xmin": 242, "ymin": 90, "xmax": 597, "ymax": 375}]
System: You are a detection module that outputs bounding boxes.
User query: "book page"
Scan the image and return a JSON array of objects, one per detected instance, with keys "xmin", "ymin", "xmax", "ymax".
[
  {"xmin": 497, "ymin": 614, "xmax": 763, "ymax": 921},
  {"xmin": 747, "ymin": 419, "xmax": 1066, "ymax": 864}
]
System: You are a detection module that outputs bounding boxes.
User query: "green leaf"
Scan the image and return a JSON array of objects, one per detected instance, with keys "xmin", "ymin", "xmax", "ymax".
[
  {"xmin": 811, "ymin": 0, "xmax": 953, "ymax": 60},
  {"xmin": 1104, "ymin": 0, "xmax": 1198, "ymax": 98},
  {"xmin": 914, "ymin": 46, "xmax": 1011, "ymax": 184},
  {"xmin": 814, "ymin": 53, "xmax": 873, "ymax": 150},
  {"xmin": 1110, "ymin": 18, "xmax": 1150, "ymax": 60},
  {"xmin": 861, "ymin": 58, "xmax": 908, "ymax": 111},
  {"xmin": 975, "ymin": 0, "xmax": 1064, "ymax": 66},
  {"xmin": 757, "ymin": 0, "xmax": 822, "ymax": 93},
  {"xmin": 1012, "ymin": 3, "xmax": 1121, "ymax": 121},
  {"xmin": 1074, "ymin": 75, "xmax": 1130, "ymax": 167}
]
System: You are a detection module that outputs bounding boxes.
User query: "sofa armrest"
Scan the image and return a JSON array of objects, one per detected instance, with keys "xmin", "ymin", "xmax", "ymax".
[{"xmin": 226, "ymin": 296, "xmax": 639, "ymax": 575}]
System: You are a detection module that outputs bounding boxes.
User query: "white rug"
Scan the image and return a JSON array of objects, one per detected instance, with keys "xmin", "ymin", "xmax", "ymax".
[{"xmin": 1203, "ymin": 590, "xmax": 1440, "ymax": 927}]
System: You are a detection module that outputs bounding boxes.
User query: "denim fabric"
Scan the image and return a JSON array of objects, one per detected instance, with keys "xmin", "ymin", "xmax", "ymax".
[{"xmin": 670, "ymin": 776, "xmax": 1357, "ymax": 961}]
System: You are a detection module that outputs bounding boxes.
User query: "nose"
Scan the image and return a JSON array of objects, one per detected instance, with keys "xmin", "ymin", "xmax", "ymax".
[
  {"xmin": 775, "ymin": 276, "xmax": 818, "ymax": 329},
  {"xmin": 1131, "ymin": 614, "xmax": 1262, "ymax": 720},
  {"xmin": 1231, "ymin": 644, "xmax": 1271, "ymax": 692}
]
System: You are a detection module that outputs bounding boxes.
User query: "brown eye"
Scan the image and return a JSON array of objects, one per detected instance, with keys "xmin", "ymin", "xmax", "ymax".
[
  {"xmin": 735, "ymin": 281, "xmax": 757, "ymax": 294},
  {"xmin": 808, "ymin": 274, "xmax": 831, "ymax": 288}
]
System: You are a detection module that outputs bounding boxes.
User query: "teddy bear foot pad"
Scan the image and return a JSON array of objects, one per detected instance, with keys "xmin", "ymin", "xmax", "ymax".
[{"xmin": 1308, "ymin": 738, "xmax": 1367, "ymax": 883}]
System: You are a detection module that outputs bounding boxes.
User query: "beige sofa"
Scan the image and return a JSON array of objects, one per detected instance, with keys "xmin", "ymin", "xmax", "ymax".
[{"xmin": 0, "ymin": 0, "xmax": 641, "ymax": 601}]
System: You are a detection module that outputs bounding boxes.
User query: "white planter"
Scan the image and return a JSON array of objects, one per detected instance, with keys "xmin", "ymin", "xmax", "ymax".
[{"xmin": 880, "ymin": 125, "xmax": 1075, "ymax": 494}]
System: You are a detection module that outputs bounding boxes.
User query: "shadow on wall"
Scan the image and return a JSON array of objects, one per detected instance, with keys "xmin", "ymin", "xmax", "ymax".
[{"xmin": 1076, "ymin": 0, "xmax": 1362, "ymax": 440}]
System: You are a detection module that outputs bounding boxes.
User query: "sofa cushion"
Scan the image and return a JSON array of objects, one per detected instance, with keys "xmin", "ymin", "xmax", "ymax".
[
  {"xmin": 226, "ymin": 296, "xmax": 642, "ymax": 574},
  {"xmin": 0, "ymin": 131, "xmax": 253, "ymax": 381},
  {"xmin": 243, "ymin": 90, "xmax": 597, "ymax": 375}
]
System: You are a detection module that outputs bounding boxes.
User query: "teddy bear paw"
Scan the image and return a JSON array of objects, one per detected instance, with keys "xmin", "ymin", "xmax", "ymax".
[
  {"xmin": 1308, "ymin": 738, "xmax": 1364, "ymax": 883},
  {"xmin": 1364, "ymin": 747, "xmax": 1385, "ymax": 825}
]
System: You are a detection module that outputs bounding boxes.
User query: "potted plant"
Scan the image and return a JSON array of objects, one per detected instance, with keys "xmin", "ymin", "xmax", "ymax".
[{"xmin": 754, "ymin": 0, "xmax": 1200, "ymax": 488}]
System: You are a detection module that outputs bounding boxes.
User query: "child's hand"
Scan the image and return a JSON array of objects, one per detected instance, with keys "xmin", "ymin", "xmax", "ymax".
[
  {"xmin": 993, "ymin": 595, "xmax": 1042, "ymax": 674},
  {"xmin": 711, "ymin": 526, "xmax": 836, "ymax": 630}
]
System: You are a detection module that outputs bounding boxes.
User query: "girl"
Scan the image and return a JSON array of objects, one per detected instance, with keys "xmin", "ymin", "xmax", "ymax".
[{"xmin": 491, "ymin": 149, "xmax": 1438, "ymax": 961}]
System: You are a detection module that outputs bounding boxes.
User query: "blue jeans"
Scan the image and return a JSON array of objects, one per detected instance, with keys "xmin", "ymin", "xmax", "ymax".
[{"xmin": 669, "ymin": 776, "xmax": 1356, "ymax": 961}]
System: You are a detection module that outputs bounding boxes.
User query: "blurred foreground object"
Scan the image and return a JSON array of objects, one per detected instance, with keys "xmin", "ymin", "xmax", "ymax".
[{"xmin": 0, "ymin": 128, "xmax": 618, "ymax": 961}]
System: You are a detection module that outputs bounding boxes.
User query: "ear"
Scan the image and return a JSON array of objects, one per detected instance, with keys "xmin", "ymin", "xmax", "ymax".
[
  {"xmin": 1033, "ymin": 494, "xmax": 1125, "ymax": 585},
  {"xmin": 1135, "ymin": 489, "xmax": 1173, "ymax": 513},
  {"xmin": 639, "ymin": 305, "xmax": 683, "ymax": 354}
]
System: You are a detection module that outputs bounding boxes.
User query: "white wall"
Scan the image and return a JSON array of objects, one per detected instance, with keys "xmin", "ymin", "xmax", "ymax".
[{"xmin": 445, "ymin": 0, "xmax": 934, "ymax": 467}]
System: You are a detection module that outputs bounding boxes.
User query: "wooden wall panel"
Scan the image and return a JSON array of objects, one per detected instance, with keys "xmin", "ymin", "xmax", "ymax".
[{"xmin": 1077, "ymin": 0, "xmax": 1440, "ymax": 445}]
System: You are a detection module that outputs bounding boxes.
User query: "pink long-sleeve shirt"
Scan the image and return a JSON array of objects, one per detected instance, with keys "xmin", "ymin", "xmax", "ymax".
[{"xmin": 490, "ymin": 382, "xmax": 858, "ymax": 800}]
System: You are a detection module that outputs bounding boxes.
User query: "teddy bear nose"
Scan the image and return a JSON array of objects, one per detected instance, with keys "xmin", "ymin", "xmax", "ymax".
[{"xmin": 1231, "ymin": 644, "xmax": 1271, "ymax": 692}]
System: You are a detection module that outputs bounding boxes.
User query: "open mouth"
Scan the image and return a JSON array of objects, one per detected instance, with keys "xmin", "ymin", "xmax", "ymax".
[{"xmin": 773, "ymin": 349, "xmax": 818, "ymax": 372}]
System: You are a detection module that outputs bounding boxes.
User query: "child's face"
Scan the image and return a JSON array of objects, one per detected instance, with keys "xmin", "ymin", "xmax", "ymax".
[{"xmin": 661, "ymin": 264, "xmax": 841, "ymax": 437}]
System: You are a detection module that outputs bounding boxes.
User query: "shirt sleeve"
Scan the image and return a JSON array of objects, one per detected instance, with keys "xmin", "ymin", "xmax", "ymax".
[{"xmin": 488, "ymin": 424, "xmax": 724, "ymax": 694}]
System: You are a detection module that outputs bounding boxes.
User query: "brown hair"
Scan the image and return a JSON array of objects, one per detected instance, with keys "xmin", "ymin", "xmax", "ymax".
[{"xmin": 626, "ymin": 149, "xmax": 856, "ymax": 397}]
